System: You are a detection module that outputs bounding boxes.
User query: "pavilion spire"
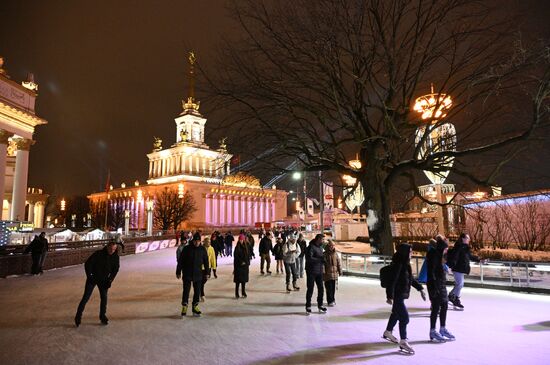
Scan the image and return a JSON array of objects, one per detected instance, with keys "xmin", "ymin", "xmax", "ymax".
[{"xmin": 182, "ymin": 51, "xmax": 200, "ymax": 114}]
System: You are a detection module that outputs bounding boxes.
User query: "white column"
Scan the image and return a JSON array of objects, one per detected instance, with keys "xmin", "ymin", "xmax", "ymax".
[
  {"xmin": 146, "ymin": 201, "xmax": 154, "ymax": 236},
  {"xmin": 148, "ymin": 161, "xmax": 153, "ymax": 177},
  {"xmin": 241, "ymin": 198, "xmax": 246, "ymax": 225},
  {"xmin": 35, "ymin": 201, "xmax": 45, "ymax": 228},
  {"xmin": 189, "ymin": 156, "xmax": 193, "ymax": 173},
  {"xmin": 226, "ymin": 196, "xmax": 232, "ymax": 225},
  {"xmin": 219, "ymin": 196, "xmax": 226, "ymax": 225},
  {"xmin": 0, "ymin": 130, "xmax": 13, "ymax": 214},
  {"xmin": 10, "ymin": 138, "xmax": 33, "ymax": 221},
  {"xmin": 234, "ymin": 197, "xmax": 240, "ymax": 225},
  {"xmin": 195, "ymin": 156, "xmax": 200, "ymax": 173},
  {"xmin": 28, "ymin": 202, "xmax": 35, "ymax": 223},
  {"xmin": 212, "ymin": 195, "xmax": 218, "ymax": 225},
  {"xmin": 209, "ymin": 160, "xmax": 213, "ymax": 176}
]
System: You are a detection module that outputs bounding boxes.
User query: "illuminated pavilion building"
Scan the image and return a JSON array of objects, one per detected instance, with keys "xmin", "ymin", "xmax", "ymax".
[
  {"xmin": 0, "ymin": 57, "xmax": 48, "ymax": 227},
  {"xmin": 88, "ymin": 53, "xmax": 287, "ymax": 231}
]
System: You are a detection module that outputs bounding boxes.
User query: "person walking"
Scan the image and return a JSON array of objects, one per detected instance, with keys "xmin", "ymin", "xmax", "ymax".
[
  {"xmin": 305, "ymin": 234, "xmax": 326, "ymax": 315},
  {"xmin": 224, "ymin": 232, "xmax": 234, "ymax": 257},
  {"xmin": 296, "ymin": 233, "xmax": 307, "ymax": 278},
  {"xmin": 282, "ymin": 233, "xmax": 301, "ymax": 293},
  {"xmin": 323, "ymin": 239, "xmax": 342, "ymax": 306},
  {"xmin": 246, "ymin": 232, "xmax": 256, "ymax": 260},
  {"xmin": 447, "ymin": 233, "xmax": 484, "ymax": 310},
  {"xmin": 233, "ymin": 234, "xmax": 250, "ymax": 298},
  {"xmin": 259, "ymin": 231, "xmax": 273, "ymax": 275},
  {"xmin": 427, "ymin": 236, "xmax": 455, "ymax": 342},
  {"xmin": 273, "ymin": 236, "xmax": 284, "ymax": 274},
  {"xmin": 176, "ymin": 233, "xmax": 209, "ymax": 317},
  {"xmin": 74, "ymin": 240, "xmax": 120, "ymax": 327},
  {"xmin": 24, "ymin": 232, "xmax": 49, "ymax": 275},
  {"xmin": 382, "ymin": 243, "xmax": 426, "ymax": 355},
  {"xmin": 201, "ymin": 237, "xmax": 217, "ymax": 301}
]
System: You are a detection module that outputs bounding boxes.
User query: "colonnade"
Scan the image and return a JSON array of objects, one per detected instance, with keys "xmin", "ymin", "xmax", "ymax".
[
  {"xmin": 205, "ymin": 194, "xmax": 274, "ymax": 226},
  {"xmin": 149, "ymin": 154, "xmax": 227, "ymax": 179}
]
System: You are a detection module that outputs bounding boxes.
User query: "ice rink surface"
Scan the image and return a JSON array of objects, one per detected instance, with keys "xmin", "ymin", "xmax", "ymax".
[{"xmin": 1, "ymin": 246, "xmax": 549, "ymax": 365}]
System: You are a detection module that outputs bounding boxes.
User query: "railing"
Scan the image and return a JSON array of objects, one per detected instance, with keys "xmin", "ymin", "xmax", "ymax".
[{"xmin": 340, "ymin": 252, "xmax": 550, "ymax": 293}]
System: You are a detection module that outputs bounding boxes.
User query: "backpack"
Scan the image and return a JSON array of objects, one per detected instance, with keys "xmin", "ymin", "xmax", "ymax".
[
  {"xmin": 446, "ymin": 247, "xmax": 457, "ymax": 269},
  {"xmin": 379, "ymin": 264, "xmax": 395, "ymax": 288}
]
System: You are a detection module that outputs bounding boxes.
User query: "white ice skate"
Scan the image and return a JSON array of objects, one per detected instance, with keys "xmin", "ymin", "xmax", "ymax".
[
  {"xmin": 399, "ymin": 339, "xmax": 415, "ymax": 355},
  {"xmin": 382, "ymin": 330, "xmax": 398, "ymax": 343}
]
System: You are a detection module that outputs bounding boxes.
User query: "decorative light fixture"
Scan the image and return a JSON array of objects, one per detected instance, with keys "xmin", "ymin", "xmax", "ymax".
[
  {"xmin": 413, "ymin": 84, "xmax": 452, "ymax": 122},
  {"xmin": 178, "ymin": 183, "xmax": 184, "ymax": 198},
  {"xmin": 60, "ymin": 199, "xmax": 66, "ymax": 211}
]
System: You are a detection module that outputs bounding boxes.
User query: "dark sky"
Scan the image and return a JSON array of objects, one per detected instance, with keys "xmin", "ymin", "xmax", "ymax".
[{"xmin": 0, "ymin": 1, "xmax": 549, "ymax": 198}]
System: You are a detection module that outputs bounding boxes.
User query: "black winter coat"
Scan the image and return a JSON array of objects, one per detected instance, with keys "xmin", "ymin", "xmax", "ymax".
[
  {"xmin": 176, "ymin": 244, "xmax": 209, "ymax": 281},
  {"xmin": 233, "ymin": 243, "xmax": 250, "ymax": 283},
  {"xmin": 297, "ymin": 239, "xmax": 307, "ymax": 258},
  {"xmin": 25, "ymin": 236, "xmax": 48, "ymax": 255},
  {"xmin": 85, "ymin": 247, "xmax": 120, "ymax": 285},
  {"xmin": 273, "ymin": 242, "xmax": 284, "ymax": 260},
  {"xmin": 449, "ymin": 242, "xmax": 479, "ymax": 274},
  {"xmin": 386, "ymin": 262, "xmax": 423, "ymax": 300},
  {"xmin": 426, "ymin": 249, "xmax": 448, "ymax": 301},
  {"xmin": 259, "ymin": 237, "xmax": 273, "ymax": 254},
  {"xmin": 305, "ymin": 243, "xmax": 324, "ymax": 275}
]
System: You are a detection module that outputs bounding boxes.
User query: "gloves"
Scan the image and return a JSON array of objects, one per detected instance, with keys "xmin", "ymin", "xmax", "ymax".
[{"xmin": 420, "ymin": 290, "xmax": 427, "ymax": 301}]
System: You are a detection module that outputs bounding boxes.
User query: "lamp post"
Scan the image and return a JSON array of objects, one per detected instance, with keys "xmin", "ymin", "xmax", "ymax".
[
  {"xmin": 124, "ymin": 209, "xmax": 130, "ymax": 236},
  {"xmin": 146, "ymin": 199, "xmax": 154, "ymax": 236},
  {"xmin": 60, "ymin": 198, "xmax": 66, "ymax": 227},
  {"xmin": 293, "ymin": 172, "xmax": 304, "ymax": 229},
  {"xmin": 137, "ymin": 189, "xmax": 143, "ymax": 234}
]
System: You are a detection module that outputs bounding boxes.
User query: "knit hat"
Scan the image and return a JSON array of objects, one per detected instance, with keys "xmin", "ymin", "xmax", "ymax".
[{"xmin": 238, "ymin": 233, "xmax": 246, "ymax": 241}]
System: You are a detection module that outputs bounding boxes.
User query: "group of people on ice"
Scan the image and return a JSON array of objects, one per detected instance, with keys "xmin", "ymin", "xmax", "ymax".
[{"xmin": 72, "ymin": 228, "xmax": 482, "ymax": 356}]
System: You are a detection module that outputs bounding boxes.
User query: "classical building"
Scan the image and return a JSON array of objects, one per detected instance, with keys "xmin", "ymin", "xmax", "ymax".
[
  {"xmin": 0, "ymin": 57, "xmax": 48, "ymax": 227},
  {"xmin": 88, "ymin": 53, "xmax": 287, "ymax": 231}
]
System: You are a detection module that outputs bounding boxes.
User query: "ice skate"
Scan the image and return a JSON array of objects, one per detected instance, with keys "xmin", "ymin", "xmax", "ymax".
[
  {"xmin": 399, "ymin": 339, "xmax": 415, "ymax": 355},
  {"xmin": 327, "ymin": 302, "xmax": 335, "ymax": 307},
  {"xmin": 74, "ymin": 314, "xmax": 81, "ymax": 328},
  {"xmin": 452, "ymin": 297, "xmax": 464, "ymax": 310},
  {"xmin": 200, "ymin": 296, "xmax": 205, "ymax": 302},
  {"xmin": 318, "ymin": 306, "xmax": 327, "ymax": 314},
  {"xmin": 286, "ymin": 284, "xmax": 292, "ymax": 293},
  {"xmin": 382, "ymin": 330, "xmax": 398, "ymax": 343},
  {"xmin": 192, "ymin": 305, "xmax": 202, "ymax": 317},
  {"xmin": 100, "ymin": 315, "xmax": 109, "ymax": 325},
  {"xmin": 261, "ymin": 271, "xmax": 265, "ymax": 275},
  {"xmin": 181, "ymin": 304, "xmax": 188, "ymax": 316},
  {"xmin": 242, "ymin": 292, "xmax": 247, "ymax": 298},
  {"xmin": 440, "ymin": 327, "xmax": 456, "ymax": 341},
  {"xmin": 430, "ymin": 329, "xmax": 446, "ymax": 343},
  {"xmin": 267, "ymin": 271, "xmax": 272, "ymax": 275},
  {"xmin": 305, "ymin": 307, "xmax": 312, "ymax": 315},
  {"xmin": 292, "ymin": 282, "xmax": 300, "ymax": 291}
]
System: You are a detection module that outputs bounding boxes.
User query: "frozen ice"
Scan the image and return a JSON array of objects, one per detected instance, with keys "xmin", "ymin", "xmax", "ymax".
[{"xmin": 1, "ymin": 246, "xmax": 549, "ymax": 365}]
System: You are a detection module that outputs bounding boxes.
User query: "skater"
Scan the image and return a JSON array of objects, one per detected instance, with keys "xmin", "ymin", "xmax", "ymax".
[
  {"xmin": 419, "ymin": 236, "xmax": 449, "ymax": 284},
  {"xmin": 282, "ymin": 233, "xmax": 301, "ymax": 292},
  {"xmin": 246, "ymin": 231, "xmax": 256, "ymax": 260},
  {"xmin": 323, "ymin": 239, "xmax": 341, "ymax": 306},
  {"xmin": 225, "ymin": 231, "xmax": 234, "ymax": 257},
  {"xmin": 427, "ymin": 236, "xmax": 455, "ymax": 342},
  {"xmin": 382, "ymin": 243, "xmax": 426, "ymax": 355},
  {"xmin": 24, "ymin": 232, "xmax": 49, "ymax": 275},
  {"xmin": 259, "ymin": 231, "xmax": 273, "ymax": 274},
  {"xmin": 296, "ymin": 233, "xmax": 307, "ymax": 278},
  {"xmin": 305, "ymin": 234, "xmax": 326, "ymax": 314},
  {"xmin": 201, "ymin": 237, "xmax": 217, "ymax": 301},
  {"xmin": 74, "ymin": 240, "xmax": 120, "ymax": 327},
  {"xmin": 233, "ymin": 234, "xmax": 250, "ymax": 298},
  {"xmin": 447, "ymin": 233, "xmax": 484, "ymax": 310},
  {"xmin": 273, "ymin": 236, "xmax": 284, "ymax": 274},
  {"xmin": 176, "ymin": 233, "xmax": 209, "ymax": 317}
]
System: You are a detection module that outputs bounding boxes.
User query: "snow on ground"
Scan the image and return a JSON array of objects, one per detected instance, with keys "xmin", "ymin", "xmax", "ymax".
[{"xmin": 1, "ymin": 246, "xmax": 550, "ymax": 365}]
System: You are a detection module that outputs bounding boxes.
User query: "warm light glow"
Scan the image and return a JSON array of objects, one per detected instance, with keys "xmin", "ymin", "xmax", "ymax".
[
  {"xmin": 473, "ymin": 191, "xmax": 486, "ymax": 200},
  {"xmin": 349, "ymin": 159, "xmax": 362, "ymax": 170},
  {"xmin": 137, "ymin": 189, "xmax": 143, "ymax": 203},
  {"xmin": 146, "ymin": 200, "xmax": 154, "ymax": 211},
  {"xmin": 413, "ymin": 85, "xmax": 453, "ymax": 123},
  {"xmin": 121, "ymin": 183, "xmax": 126, "ymax": 188},
  {"xmin": 178, "ymin": 183, "xmax": 185, "ymax": 198},
  {"xmin": 337, "ymin": 197, "xmax": 343, "ymax": 209},
  {"xmin": 60, "ymin": 199, "xmax": 66, "ymax": 211},
  {"xmin": 134, "ymin": 180, "xmax": 139, "ymax": 186}
]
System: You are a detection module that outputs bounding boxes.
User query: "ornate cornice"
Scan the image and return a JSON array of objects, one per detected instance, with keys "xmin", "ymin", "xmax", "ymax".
[{"xmin": 13, "ymin": 137, "xmax": 34, "ymax": 151}]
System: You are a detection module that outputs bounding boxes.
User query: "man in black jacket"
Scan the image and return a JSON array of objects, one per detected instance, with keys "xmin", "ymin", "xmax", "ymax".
[
  {"xmin": 75, "ymin": 240, "xmax": 120, "ymax": 327},
  {"xmin": 176, "ymin": 232, "xmax": 209, "ymax": 317},
  {"xmin": 259, "ymin": 231, "xmax": 273, "ymax": 275},
  {"xmin": 447, "ymin": 233, "xmax": 483, "ymax": 309},
  {"xmin": 305, "ymin": 234, "xmax": 326, "ymax": 315},
  {"xmin": 24, "ymin": 232, "xmax": 48, "ymax": 275}
]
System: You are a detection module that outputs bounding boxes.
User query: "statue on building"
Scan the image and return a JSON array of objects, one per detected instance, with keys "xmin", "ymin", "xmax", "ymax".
[
  {"xmin": 153, "ymin": 137, "xmax": 163, "ymax": 151},
  {"xmin": 0, "ymin": 56, "xmax": 10, "ymax": 78},
  {"xmin": 180, "ymin": 128, "xmax": 188, "ymax": 142},
  {"xmin": 219, "ymin": 137, "xmax": 227, "ymax": 151}
]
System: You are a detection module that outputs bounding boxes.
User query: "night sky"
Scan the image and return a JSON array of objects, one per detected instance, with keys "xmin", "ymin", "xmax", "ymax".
[{"xmin": 0, "ymin": 1, "xmax": 549, "ymax": 198}]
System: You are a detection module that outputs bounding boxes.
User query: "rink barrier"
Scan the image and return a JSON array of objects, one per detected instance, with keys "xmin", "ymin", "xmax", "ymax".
[
  {"xmin": 0, "ymin": 234, "xmax": 176, "ymax": 278},
  {"xmin": 340, "ymin": 252, "xmax": 550, "ymax": 294}
]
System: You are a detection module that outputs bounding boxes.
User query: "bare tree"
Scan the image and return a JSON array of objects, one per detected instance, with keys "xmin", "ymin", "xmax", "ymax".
[
  {"xmin": 205, "ymin": 0, "xmax": 550, "ymax": 255},
  {"xmin": 154, "ymin": 188, "xmax": 197, "ymax": 233}
]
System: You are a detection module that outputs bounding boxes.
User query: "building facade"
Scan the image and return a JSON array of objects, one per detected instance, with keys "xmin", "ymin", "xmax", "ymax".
[
  {"xmin": 88, "ymin": 53, "xmax": 287, "ymax": 231},
  {"xmin": 0, "ymin": 57, "xmax": 48, "ymax": 227}
]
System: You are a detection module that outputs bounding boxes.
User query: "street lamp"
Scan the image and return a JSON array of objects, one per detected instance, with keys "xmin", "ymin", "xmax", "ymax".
[{"xmin": 136, "ymin": 189, "xmax": 143, "ymax": 233}]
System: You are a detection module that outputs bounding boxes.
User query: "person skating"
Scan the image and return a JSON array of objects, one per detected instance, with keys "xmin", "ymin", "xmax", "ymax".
[
  {"xmin": 201, "ymin": 237, "xmax": 217, "ymax": 301},
  {"xmin": 323, "ymin": 240, "xmax": 342, "ymax": 306},
  {"xmin": 224, "ymin": 231, "xmax": 234, "ymax": 257},
  {"xmin": 259, "ymin": 231, "xmax": 273, "ymax": 274},
  {"xmin": 305, "ymin": 234, "xmax": 326, "ymax": 314},
  {"xmin": 382, "ymin": 243, "xmax": 426, "ymax": 355},
  {"xmin": 234, "ymin": 234, "xmax": 250, "ymax": 298},
  {"xmin": 24, "ymin": 232, "xmax": 48, "ymax": 275},
  {"xmin": 282, "ymin": 233, "xmax": 301, "ymax": 292},
  {"xmin": 427, "ymin": 236, "xmax": 455, "ymax": 342},
  {"xmin": 273, "ymin": 236, "xmax": 284, "ymax": 274},
  {"xmin": 176, "ymin": 232, "xmax": 209, "ymax": 317},
  {"xmin": 74, "ymin": 240, "xmax": 120, "ymax": 327},
  {"xmin": 296, "ymin": 233, "xmax": 307, "ymax": 278},
  {"xmin": 447, "ymin": 233, "xmax": 485, "ymax": 310}
]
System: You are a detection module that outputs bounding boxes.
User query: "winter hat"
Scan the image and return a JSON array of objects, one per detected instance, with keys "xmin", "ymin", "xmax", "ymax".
[
  {"xmin": 395, "ymin": 243, "xmax": 412, "ymax": 262},
  {"xmin": 193, "ymin": 232, "xmax": 201, "ymax": 242},
  {"xmin": 238, "ymin": 233, "xmax": 246, "ymax": 242}
]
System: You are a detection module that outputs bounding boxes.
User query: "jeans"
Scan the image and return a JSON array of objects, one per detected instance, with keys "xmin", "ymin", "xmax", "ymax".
[
  {"xmin": 284, "ymin": 262, "xmax": 298, "ymax": 285},
  {"xmin": 449, "ymin": 271, "xmax": 465, "ymax": 298},
  {"xmin": 430, "ymin": 297, "xmax": 448, "ymax": 329},
  {"xmin": 296, "ymin": 256, "xmax": 304, "ymax": 277},
  {"xmin": 225, "ymin": 244, "xmax": 232, "ymax": 257},
  {"xmin": 182, "ymin": 279, "xmax": 202, "ymax": 306},
  {"xmin": 386, "ymin": 296, "xmax": 409, "ymax": 340},
  {"xmin": 260, "ymin": 253, "xmax": 271, "ymax": 272},
  {"xmin": 305, "ymin": 272, "xmax": 324, "ymax": 308},
  {"xmin": 76, "ymin": 277, "xmax": 109, "ymax": 319},
  {"xmin": 325, "ymin": 280, "xmax": 336, "ymax": 304}
]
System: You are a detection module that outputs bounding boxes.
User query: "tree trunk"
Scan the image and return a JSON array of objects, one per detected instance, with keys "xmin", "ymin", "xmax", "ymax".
[{"xmin": 361, "ymin": 150, "xmax": 394, "ymax": 256}]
